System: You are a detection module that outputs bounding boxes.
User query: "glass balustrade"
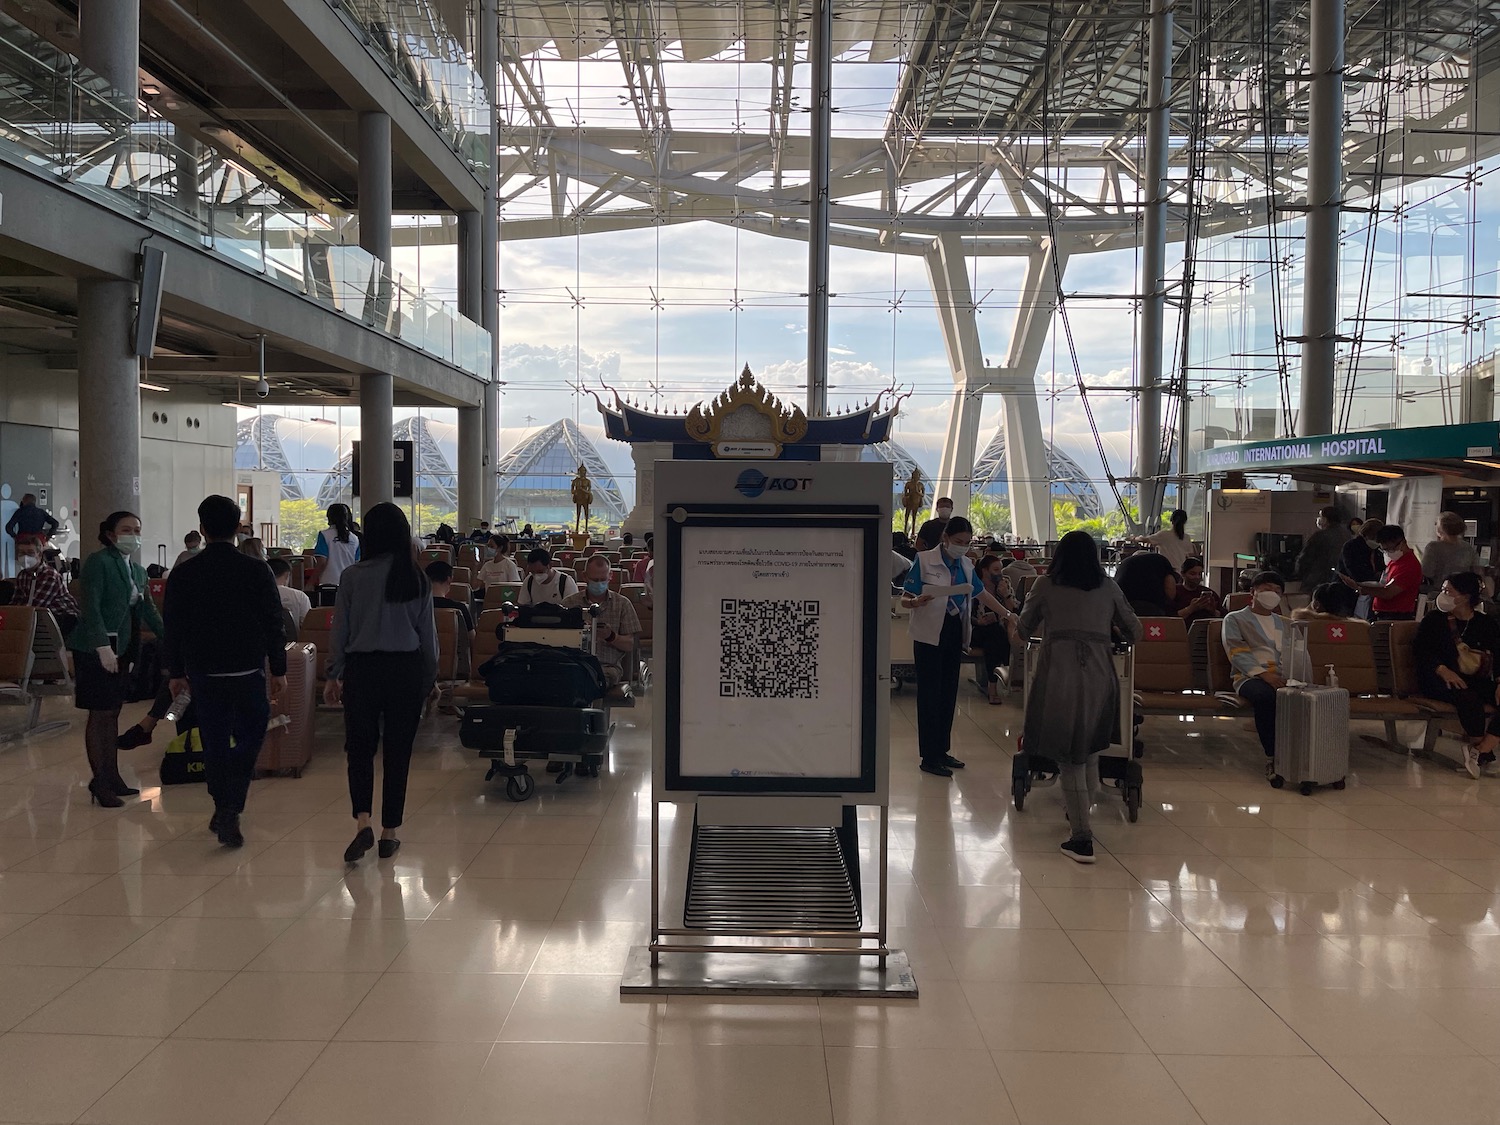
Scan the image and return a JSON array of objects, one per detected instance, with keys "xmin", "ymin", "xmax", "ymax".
[
  {"xmin": 0, "ymin": 11, "xmax": 492, "ymax": 380},
  {"xmin": 330, "ymin": 0, "xmax": 492, "ymax": 176}
]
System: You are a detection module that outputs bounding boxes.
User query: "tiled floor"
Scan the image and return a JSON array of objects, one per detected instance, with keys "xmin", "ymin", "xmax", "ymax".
[{"xmin": 2, "ymin": 691, "xmax": 1500, "ymax": 1124}]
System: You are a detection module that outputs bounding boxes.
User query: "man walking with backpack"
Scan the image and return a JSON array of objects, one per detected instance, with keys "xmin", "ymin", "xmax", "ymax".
[{"xmin": 164, "ymin": 495, "xmax": 287, "ymax": 847}]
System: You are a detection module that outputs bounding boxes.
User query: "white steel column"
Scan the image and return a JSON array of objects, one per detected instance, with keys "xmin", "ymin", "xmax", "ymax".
[
  {"xmin": 926, "ymin": 234, "xmax": 1054, "ymax": 539},
  {"xmin": 1136, "ymin": 0, "xmax": 1173, "ymax": 530},
  {"xmin": 927, "ymin": 235, "xmax": 985, "ymax": 518},
  {"xmin": 1298, "ymin": 0, "xmax": 1344, "ymax": 436},
  {"xmin": 1002, "ymin": 245, "xmax": 1067, "ymax": 543}
]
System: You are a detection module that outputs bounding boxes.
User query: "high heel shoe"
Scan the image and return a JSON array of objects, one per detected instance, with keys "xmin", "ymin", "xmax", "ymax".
[
  {"xmin": 88, "ymin": 779, "xmax": 124, "ymax": 808},
  {"xmin": 107, "ymin": 775, "xmax": 141, "ymax": 797}
]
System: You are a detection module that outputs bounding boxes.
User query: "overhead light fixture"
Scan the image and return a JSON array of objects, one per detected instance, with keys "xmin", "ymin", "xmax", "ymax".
[
  {"xmin": 1463, "ymin": 459, "xmax": 1500, "ymax": 470},
  {"xmin": 221, "ymin": 401, "xmax": 247, "ymax": 410},
  {"xmin": 138, "ymin": 381, "xmax": 169, "ymax": 392},
  {"xmin": 1327, "ymin": 463, "xmax": 1403, "ymax": 480}
]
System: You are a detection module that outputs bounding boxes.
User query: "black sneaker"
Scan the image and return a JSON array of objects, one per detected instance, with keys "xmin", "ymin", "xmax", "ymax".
[
  {"xmin": 377, "ymin": 837, "xmax": 401, "ymax": 859},
  {"xmin": 208, "ymin": 809, "xmax": 223, "ymax": 835},
  {"xmin": 944, "ymin": 755, "xmax": 967, "ymax": 769},
  {"xmin": 919, "ymin": 761, "xmax": 954, "ymax": 778},
  {"xmin": 215, "ymin": 813, "xmax": 244, "ymax": 849},
  {"xmin": 344, "ymin": 826, "xmax": 375, "ymax": 863},
  {"xmin": 1060, "ymin": 838, "xmax": 1096, "ymax": 864}
]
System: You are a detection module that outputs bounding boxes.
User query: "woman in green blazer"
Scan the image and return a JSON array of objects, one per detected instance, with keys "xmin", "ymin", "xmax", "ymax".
[{"xmin": 68, "ymin": 510, "xmax": 165, "ymax": 806}]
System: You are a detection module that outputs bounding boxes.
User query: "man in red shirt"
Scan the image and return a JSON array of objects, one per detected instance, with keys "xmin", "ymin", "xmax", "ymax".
[{"xmin": 1343, "ymin": 524, "xmax": 1421, "ymax": 620}]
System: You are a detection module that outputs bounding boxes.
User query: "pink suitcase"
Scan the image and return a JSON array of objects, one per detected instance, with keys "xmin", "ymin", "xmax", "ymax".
[{"xmin": 257, "ymin": 642, "xmax": 316, "ymax": 777}]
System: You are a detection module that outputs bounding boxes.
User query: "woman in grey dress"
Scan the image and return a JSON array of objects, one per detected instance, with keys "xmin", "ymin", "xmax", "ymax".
[{"xmin": 1018, "ymin": 531, "xmax": 1142, "ymax": 863}]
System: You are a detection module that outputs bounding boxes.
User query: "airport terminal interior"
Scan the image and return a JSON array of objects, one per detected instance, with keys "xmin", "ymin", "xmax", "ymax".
[{"xmin": 3, "ymin": 0, "xmax": 1500, "ymax": 1122}]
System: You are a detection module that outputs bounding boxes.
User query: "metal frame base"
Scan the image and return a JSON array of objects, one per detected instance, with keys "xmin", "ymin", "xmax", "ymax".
[{"xmin": 620, "ymin": 946, "xmax": 917, "ymax": 998}]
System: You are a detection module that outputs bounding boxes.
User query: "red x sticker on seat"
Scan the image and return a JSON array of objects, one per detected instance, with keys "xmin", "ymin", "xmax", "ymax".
[
  {"xmin": 1326, "ymin": 624, "xmax": 1346, "ymax": 641},
  {"xmin": 1146, "ymin": 624, "xmax": 1165, "ymax": 640}
]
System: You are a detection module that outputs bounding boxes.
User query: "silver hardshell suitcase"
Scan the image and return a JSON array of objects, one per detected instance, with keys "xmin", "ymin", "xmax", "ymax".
[{"xmin": 1272, "ymin": 684, "xmax": 1350, "ymax": 794}]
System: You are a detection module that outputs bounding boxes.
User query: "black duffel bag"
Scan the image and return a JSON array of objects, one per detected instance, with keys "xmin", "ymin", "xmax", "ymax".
[{"xmin": 478, "ymin": 642, "xmax": 606, "ymax": 708}]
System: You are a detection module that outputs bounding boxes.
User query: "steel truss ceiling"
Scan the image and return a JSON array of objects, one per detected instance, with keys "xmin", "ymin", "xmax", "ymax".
[{"xmin": 493, "ymin": 0, "xmax": 1500, "ymax": 258}]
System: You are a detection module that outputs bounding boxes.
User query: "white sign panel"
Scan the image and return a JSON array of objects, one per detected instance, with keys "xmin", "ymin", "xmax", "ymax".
[{"xmin": 678, "ymin": 525, "xmax": 863, "ymax": 779}]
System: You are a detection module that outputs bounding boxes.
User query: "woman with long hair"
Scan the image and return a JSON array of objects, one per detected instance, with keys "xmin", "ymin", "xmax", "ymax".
[
  {"xmin": 324, "ymin": 502, "xmax": 437, "ymax": 862},
  {"xmin": 1131, "ymin": 507, "xmax": 1193, "ymax": 573},
  {"xmin": 67, "ymin": 511, "xmax": 165, "ymax": 806},
  {"xmin": 313, "ymin": 503, "xmax": 361, "ymax": 603},
  {"xmin": 1019, "ymin": 531, "xmax": 1141, "ymax": 863}
]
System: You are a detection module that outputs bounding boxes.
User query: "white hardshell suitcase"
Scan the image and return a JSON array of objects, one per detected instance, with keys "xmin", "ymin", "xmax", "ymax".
[{"xmin": 1272, "ymin": 684, "xmax": 1350, "ymax": 794}]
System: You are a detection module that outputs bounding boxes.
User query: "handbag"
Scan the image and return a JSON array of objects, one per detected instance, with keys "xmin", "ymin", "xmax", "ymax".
[
  {"xmin": 158, "ymin": 728, "xmax": 233, "ymax": 785},
  {"xmin": 1456, "ymin": 642, "xmax": 1488, "ymax": 678}
]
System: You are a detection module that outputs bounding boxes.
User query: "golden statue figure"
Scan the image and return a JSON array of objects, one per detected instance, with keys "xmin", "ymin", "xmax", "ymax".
[
  {"xmin": 571, "ymin": 463, "xmax": 594, "ymax": 533},
  {"xmin": 900, "ymin": 467, "xmax": 925, "ymax": 539}
]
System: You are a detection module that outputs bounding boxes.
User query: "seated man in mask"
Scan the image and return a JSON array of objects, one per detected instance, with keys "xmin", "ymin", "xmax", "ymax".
[{"xmin": 562, "ymin": 554, "xmax": 639, "ymax": 687}]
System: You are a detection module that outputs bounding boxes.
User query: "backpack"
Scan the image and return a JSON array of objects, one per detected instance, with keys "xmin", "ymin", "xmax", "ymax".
[{"xmin": 478, "ymin": 642, "xmax": 606, "ymax": 708}]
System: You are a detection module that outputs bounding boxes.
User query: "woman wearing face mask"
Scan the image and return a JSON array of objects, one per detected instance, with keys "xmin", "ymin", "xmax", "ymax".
[
  {"xmin": 971, "ymin": 555, "xmax": 1021, "ymax": 705},
  {"xmin": 67, "ymin": 511, "xmax": 164, "ymax": 806},
  {"xmin": 1415, "ymin": 572, "xmax": 1500, "ymax": 779},
  {"xmin": 174, "ymin": 530, "xmax": 203, "ymax": 569},
  {"xmin": 324, "ymin": 502, "xmax": 438, "ymax": 863},
  {"xmin": 901, "ymin": 516, "xmax": 1018, "ymax": 776}
]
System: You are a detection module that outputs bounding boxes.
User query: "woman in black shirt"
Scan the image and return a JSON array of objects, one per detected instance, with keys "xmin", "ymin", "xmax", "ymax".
[{"xmin": 1414, "ymin": 571, "xmax": 1500, "ymax": 779}]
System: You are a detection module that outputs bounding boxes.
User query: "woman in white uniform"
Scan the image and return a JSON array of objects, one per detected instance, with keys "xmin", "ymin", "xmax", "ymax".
[
  {"xmin": 1130, "ymin": 508, "xmax": 1192, "ymax": 573},
  {"xmin": 901, "ymin": 516, "xmax": 1019, "ymax": 777}
]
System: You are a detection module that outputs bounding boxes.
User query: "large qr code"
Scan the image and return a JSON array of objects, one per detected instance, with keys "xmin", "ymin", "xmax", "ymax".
[{"xmin": 719, "ymin": 599, "xmax": 819, "ymax": 699}]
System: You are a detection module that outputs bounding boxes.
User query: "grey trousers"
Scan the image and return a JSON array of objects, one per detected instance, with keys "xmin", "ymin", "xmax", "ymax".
[{"xmin": 1062, "ymin": 754, "xmax": 1103, "ymax": 842}]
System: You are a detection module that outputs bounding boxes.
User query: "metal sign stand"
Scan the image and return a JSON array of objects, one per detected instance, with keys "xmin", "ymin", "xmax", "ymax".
[{"xmin": 621, "ymin": 460, "xmax": 915, "ymax": 998}]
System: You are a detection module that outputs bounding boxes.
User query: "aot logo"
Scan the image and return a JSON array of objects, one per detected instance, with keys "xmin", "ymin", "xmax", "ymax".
[{"xmin": 735, "ymin": 469, "xmax": 812, "ymax": 498}]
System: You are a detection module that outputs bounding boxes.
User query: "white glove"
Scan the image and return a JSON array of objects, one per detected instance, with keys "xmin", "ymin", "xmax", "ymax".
[{"xmin": 95, "ymin": 646, "xmax": 118, "ymax": 674}]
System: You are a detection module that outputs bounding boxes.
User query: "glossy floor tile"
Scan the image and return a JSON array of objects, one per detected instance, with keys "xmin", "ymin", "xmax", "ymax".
[{"xmin": 3, "ymin": 692, "xmax": 1500, "ymax": 1121}]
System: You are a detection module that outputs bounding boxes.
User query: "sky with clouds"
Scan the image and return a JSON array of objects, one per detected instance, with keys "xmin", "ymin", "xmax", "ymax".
[{"xmin": 382, "ymin": 217, "xmax": 1167, "ymax": 507}]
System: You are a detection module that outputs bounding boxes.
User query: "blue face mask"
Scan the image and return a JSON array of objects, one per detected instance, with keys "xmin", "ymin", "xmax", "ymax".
[{"xmin": 587, "ymin": 580, "xmax": 609, "ymax": 597}]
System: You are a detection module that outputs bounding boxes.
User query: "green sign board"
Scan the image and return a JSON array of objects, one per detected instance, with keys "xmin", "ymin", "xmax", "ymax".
[{"xmin": 1195, "ymin": 422, "xmax": 1500, "ymax": 474}]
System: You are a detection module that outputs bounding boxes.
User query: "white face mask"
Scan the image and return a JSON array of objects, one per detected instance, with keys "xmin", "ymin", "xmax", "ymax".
[
  {"xmin": 944, "ymin": 542, "xmax": 968, "ymax": 560},
  {"xmin": 1316, "ymin": 518, "xmax": 1329, "ymax": 530},
  {"xmin": 1383, "ymin": 549, "xmax": 1402, "ymax": 563},
  {"xmin": 1254, "ymin": 590, "xmax": 1281, "ymax": 610},
  {"xmin": 1436, "ymin": 592, "xmax": 1458, "ymax": 614},
  {"xmin": 936, "ymin": 507, "xmax": 952, "ymax": 520},
  {"xmin": 19, "ymin": 555, "xmax": 38, "ymax": 569}
]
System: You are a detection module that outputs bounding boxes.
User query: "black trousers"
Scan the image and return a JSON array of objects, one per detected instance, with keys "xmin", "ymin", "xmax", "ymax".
[
  {"xmin": 1238, "ymin": 677, "xmax": 1278, "ymax": 758},
  {"xmin": 913, "ymin": 612, "xmax": 964, "ymax": 765},
  {"xmin": 970, "ymin": 619, "xmax": 1012, "ymax": 679},
  {"xmin": 343, "ymin": 651, "xmax": 425, "ymax": 829},
  {"xmin": 1440, "ymin": 678, "xmax": 1500, "ymax": 739},
  {"xmin": 190, "ymin": 672, "xmax": 270, "ymax": 815}
]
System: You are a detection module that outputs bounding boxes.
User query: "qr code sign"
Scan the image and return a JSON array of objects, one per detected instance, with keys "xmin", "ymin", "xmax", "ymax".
[{"xmin": 719, "ymin": 598, "xmax": 819, "ymax": 699}]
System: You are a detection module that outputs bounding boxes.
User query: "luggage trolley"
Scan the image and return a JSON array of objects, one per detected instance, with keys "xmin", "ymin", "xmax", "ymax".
[
  {"xmin": 1011, "ymin": 638, "xmax": 1144, "ymax": 822},
  {"xmin": 458, "ymin": 602, "xmax": 617, "ymax": 802}
]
